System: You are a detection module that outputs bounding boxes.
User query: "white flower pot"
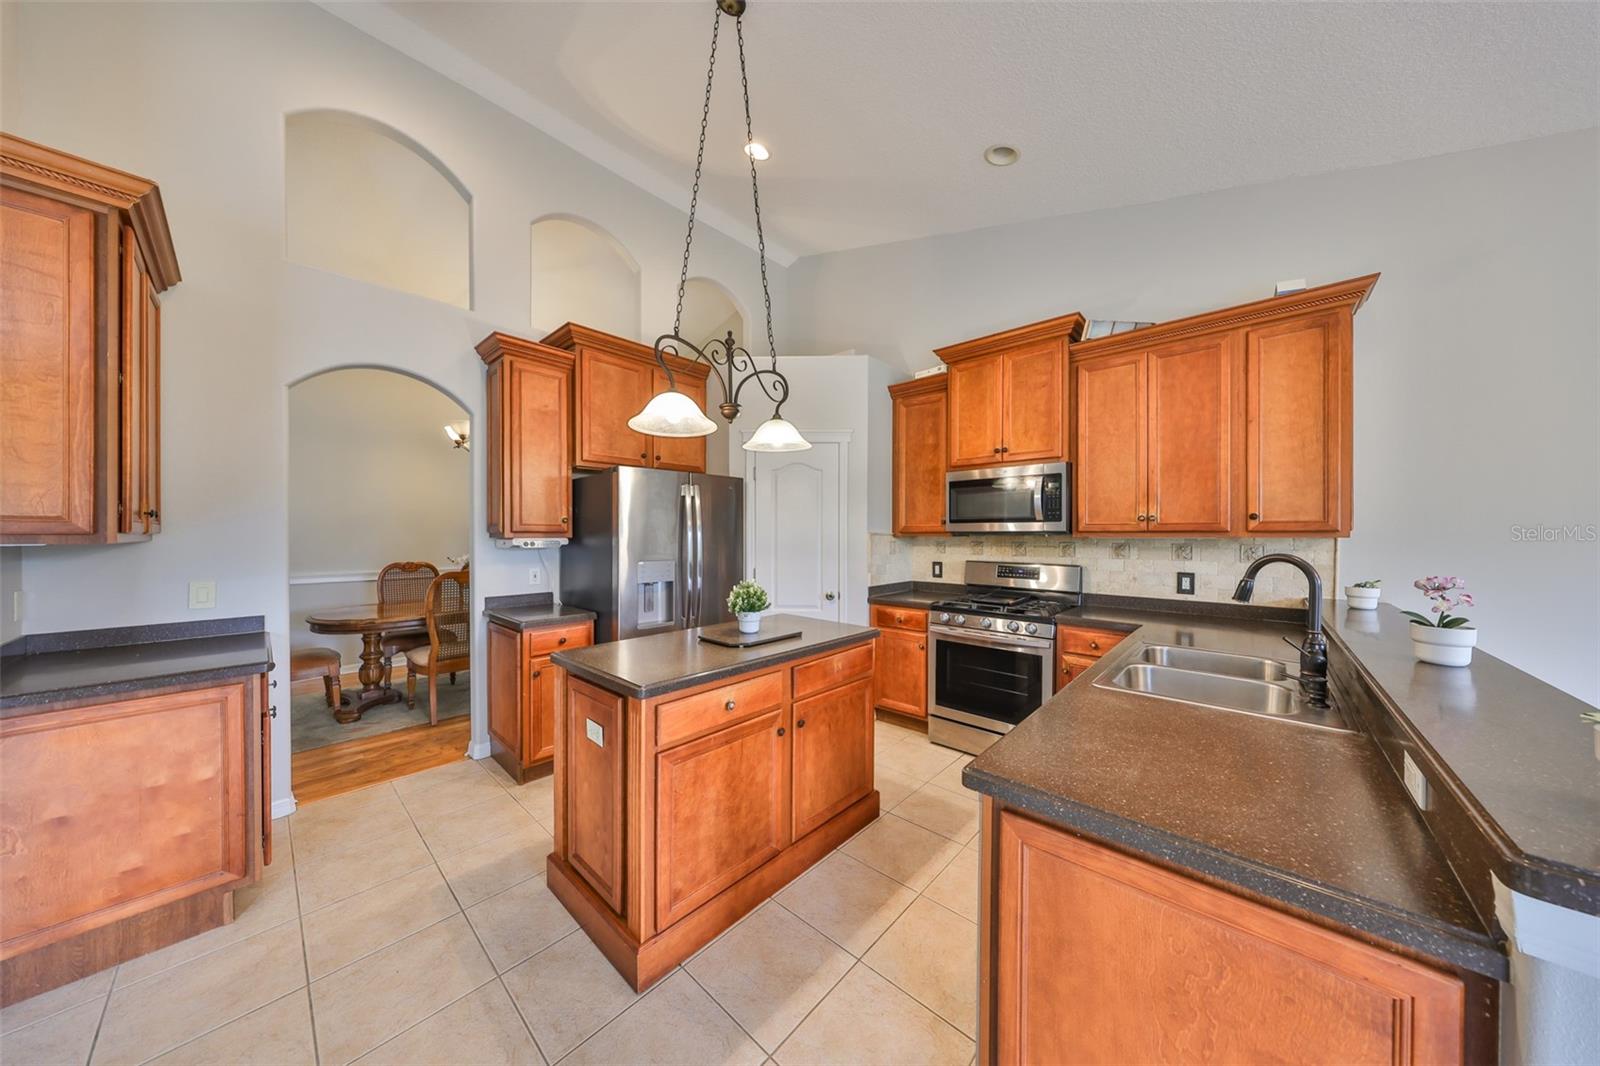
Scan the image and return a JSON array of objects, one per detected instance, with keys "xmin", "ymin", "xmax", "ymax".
[
  {"xmin": 736, "ymin": 612, "xmax": 762, "ymax": 634},
  {"xmin": 1410, "ymin": 622, "xmax": 1477, "ymax": 667},
  {"xmin": 1345, "ymin": 586, "xmax": 1382, "ymax": 610}
]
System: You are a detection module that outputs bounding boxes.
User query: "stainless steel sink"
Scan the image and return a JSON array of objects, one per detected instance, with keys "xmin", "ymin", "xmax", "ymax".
[
  {"xmin": 1138, "ymin": 644, "xmax": 1291, "ymax": 682},
  {"xmin": 1097, "ymin": 645, "xmax": 1349, "ymax": 731}
]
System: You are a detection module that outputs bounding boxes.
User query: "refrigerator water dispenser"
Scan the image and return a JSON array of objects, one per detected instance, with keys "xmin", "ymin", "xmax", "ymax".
[{"xmin": 635, "ymin": 559, "xmax": 677, "ymax": 628}]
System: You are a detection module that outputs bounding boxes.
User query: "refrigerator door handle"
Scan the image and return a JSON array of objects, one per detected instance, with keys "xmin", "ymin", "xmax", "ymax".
[
  {"xmin": 680, "ymin": 485, "xmax": 694, "ymax": 626},
  {"xmin": 692, "ymin": 484, "xmax": 705, "ymax": 625}
]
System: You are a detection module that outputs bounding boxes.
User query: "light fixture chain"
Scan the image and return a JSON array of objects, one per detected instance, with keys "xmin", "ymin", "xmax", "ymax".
[
  {"xmin": 735, "ymin": 16, "xmax": 778, "ymax": 367},
  {"xmin": 675, "ymin": 4, "xmax": 721, "ymax": 337}
]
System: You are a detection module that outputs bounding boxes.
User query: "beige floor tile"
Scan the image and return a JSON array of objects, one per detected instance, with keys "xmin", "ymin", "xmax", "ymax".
[
  {"xmin": 303, "ymin": 865, "xmax": 460, "ymax": 979},
  {"xmin": 477, "ymin": 757, "xmax": 522, "ymax": 789},
  {"xmin": 411, "ymin": 791, "xmax": 543, "ymax": 860},
  {"xmin": 686, "ymin": 902, "xmax": 853, "ymax": 1053},
  {"xmin": 929, "ymin": 755, "xmax": 974, "ymax": 795},
  {"xmin": 437, "ymin": 821, "xmax": 553, "ymax": 908},
  {"xmin": 774, "ymin": 962, "xmax": 972, "ymax": 1066},
  {"xmin": 863, "ymin": 897, "xmax": 978, "ymax": 1037},
  {"xmin": 892, "ymin": 783, "xmax": 981, "ymax": 844},
  {"xmin": 874, "ymin": 718, "xmax": 925, "ymax": 745},
  {"xmin": 115, "ymin": 856, "xmax": 299, "ymax": 987},
  {"xmin": 394, "ymin": 758, "xmax": 506, "ymax": 818},
  {"xmin": 391, "ymin": 757, "xmax": 486, "ymax": 795},
  {"xmin": 872, "ymin": 767, "xmax": 922, "ymax": 811},
  {"xmin": 92, "ymin": 921, "xmax": 306, "ymax": 1066},
  {"xmin": 840, "ymin": 814, "xmax": 963, "ymax": 891},
  {"xmin": 1, "ymin": 966, "xmax": 114, "ymax": 1034},
  {"xmin": 290, "ymin": 784, "xmax": 413, "ymax": 860},
  {"xmin": 874, "ymin": 737, "xmax": 961, "ymax": 783},
  {"xmin": 774, "ymin": 853, "xmax": 917, "ymax": 956},
  {"xmin": 502, "ymin": 931, "xmax": 640, "ymax": 1063},
  {"xmin": 922, "ymin": 844, "xmax": 980, "ymax": 923},
  {"xmin": 295, "ymin": 823, "xmax": 434, "ymax": 912},
  {"xmin": 505, "ymin": 773, "xmax": 555, "ymax": 825},
  {"xmin": 352, "ymin": 981, "xmax": 541, "ymax": 1066},
  {"xmin": 0, "ymin": 997, "xmax": 103, "ymax": 1066},
  {"xmin": 465, "ymin": 874, "xmax": 578, "ymax": 973},
  {"xmin": 145, "ymin": 990, "xmax": 315, "ymax": 1066},
  {"xmin": 564, "ymin": 970, "xmax": 763, "ymax": 1066},
  {"xmin": 310, "ymin": 913, "xmax": 495, "ymax": 1065}
]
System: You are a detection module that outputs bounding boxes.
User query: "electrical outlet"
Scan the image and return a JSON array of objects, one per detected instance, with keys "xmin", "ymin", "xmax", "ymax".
[
  {"xmin": 1176, "ymin": 572, "xmax": 1196, "ymax": 595},
  {"xmin": 931, "ymin": 561, "xmax": 943, "ymax": 578},
  {"xmin": 1402, "ymin": 752, "xmax": 1431, "ymax": 810},
  {"xmin": 528, "ymin": 565, "xmax": 543, "ymax": 587},
  {"xmin": 188, "ymin": 580, "xmax": 216, "ymax": 610},
  {"xmin": 10, "ymin": 590, "xmax": 21, "ymax": 623}
]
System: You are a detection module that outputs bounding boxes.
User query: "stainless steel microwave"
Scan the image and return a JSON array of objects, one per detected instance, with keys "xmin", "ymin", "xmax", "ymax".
[{"xmin": 945, "ymin": 462, "xmax": 1071, "ymax": 534}]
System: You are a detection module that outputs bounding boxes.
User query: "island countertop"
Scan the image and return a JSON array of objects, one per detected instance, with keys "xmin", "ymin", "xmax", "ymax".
[{"xmin": 551, "ymin": 614, "xmax": 878, "ymax": 699}]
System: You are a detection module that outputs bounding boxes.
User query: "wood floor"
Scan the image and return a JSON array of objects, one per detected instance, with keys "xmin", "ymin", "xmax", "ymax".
[{"xmin": 291, "ymin": 716, "xmax": 472, "ymax": 804}]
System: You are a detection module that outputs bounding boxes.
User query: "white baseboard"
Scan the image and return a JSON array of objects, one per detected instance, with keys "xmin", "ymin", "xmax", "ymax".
[
  {"xmin": 271, "ymin": 796, "xmax": 298, "ymax": 819},
  {"xmin": 467, "ymin": 738, "xmax": 491, "ymax": 760}
]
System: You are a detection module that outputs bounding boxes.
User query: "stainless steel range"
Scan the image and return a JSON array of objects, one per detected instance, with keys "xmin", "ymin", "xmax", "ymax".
[{"xmin": 927, "ymin": 560, "xmax": 1083, "ymax": 754}]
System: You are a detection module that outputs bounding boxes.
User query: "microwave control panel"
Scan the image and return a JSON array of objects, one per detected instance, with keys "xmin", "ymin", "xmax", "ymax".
[{"xmin": 1041, "ymin": 477, "xmax": 1064, "ymax": 522}]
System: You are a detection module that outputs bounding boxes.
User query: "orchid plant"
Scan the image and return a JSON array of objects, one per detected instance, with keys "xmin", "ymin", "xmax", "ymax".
[{"xmin": 1402, "ymin": 576, "xmax": 1475, "ymax": 629}]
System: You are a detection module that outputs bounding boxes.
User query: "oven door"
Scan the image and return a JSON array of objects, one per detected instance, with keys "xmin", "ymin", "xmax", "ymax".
[
  {"xmin": 928, "ymin": 626, "xmax": 1055, "ymax": 733},
  {"xmin": 945, "ymin": 463, "xmax": 1069, "ymax": 534}
]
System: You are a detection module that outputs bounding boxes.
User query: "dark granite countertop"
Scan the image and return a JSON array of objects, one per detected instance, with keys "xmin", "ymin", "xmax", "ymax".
[
  {"xmin": 1, "ymin": 617, "xmax": 274, "ymax": 713},
  {"xmin": 552, "ymin": 614, "xmax": 878, "ymax": 700},
  {"xmin": 866, "ymin": 581, "xmax": 967, "ymax": 610},
  {"xmin": 963, "ymin": 601, "xmax": 1508, "ymax": 978},
  {"xmin": 483, "ymin": 593, "xmax": 596, "ymax": 632}
]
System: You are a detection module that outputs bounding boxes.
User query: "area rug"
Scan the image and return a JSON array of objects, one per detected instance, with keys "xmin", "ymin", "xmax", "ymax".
[{"xmin": 291, "ymin": 671, "xmax": 471, "ymax": 752}]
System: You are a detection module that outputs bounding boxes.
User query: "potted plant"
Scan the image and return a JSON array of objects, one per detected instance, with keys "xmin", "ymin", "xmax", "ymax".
[
  {"xmin": 727, "ymin": 579, "xmax": 771, "ymax": 634},
  {"xmin": 1583, "ymin": 711, "xmax": 1600, "ymax": 761},
  {"xmin": 1402, "ymin": 576, "xmax": 1477, "ymax": 667},
  {"xmin": 1345, "ymin": 578, "xmax": 1382, "ymax": 610}
]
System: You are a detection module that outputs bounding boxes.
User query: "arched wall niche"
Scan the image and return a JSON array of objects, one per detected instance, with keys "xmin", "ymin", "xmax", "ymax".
[{"xmin": 530, "ymin": 214, "xmax": 641, "ymax": 338}]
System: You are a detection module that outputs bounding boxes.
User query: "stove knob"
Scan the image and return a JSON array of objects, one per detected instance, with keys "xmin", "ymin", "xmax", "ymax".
[
  {"xmin": 953, "ymin": 615, "xmax": 966, "ymax": 626},
  {"xmin": 1006, "ymin": 620, "xmax": 1021, "ymax": 633},
  {"xmin": 937, "ymin": 612, "xmax": 951, "ymax": 624},
  {"xmin": 1024, "ymin": 622, "xmax": 1039, "ymax": 635},
  {"xmin": 979, "ymin": 617, "xmax": 993, "ymax": 629}
]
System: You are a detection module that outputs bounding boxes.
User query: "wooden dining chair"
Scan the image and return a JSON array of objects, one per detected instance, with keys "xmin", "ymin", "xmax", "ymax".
[
  {"xmin": 377, "ymin": 561, "xmax": 438, "ymax": 687},
  {"xmin": 405, "ymin": 568, "xmax": 471, "ymax": 725}
]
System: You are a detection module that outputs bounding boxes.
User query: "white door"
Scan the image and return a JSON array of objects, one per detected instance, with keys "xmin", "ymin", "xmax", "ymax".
[{"xmin": 747, "ymin": 437, "xmax": 844, "ymax": 621}]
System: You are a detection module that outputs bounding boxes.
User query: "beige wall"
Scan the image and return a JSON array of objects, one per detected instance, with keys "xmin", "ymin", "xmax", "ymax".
[{"xmin": 530, "ymin": 216, "xmax": 640, "ymax": 337}]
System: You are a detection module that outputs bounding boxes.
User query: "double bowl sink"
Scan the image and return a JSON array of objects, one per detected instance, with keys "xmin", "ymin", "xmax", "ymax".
[{"xmin": 1095, "ymin": 644, "xmax": 1349, "ymax": 731}]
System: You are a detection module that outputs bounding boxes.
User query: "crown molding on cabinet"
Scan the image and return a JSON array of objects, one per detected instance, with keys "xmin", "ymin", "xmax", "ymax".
[{"xmin": 934, "ymin": 312, "xmax": 1086, "ymax": 365}]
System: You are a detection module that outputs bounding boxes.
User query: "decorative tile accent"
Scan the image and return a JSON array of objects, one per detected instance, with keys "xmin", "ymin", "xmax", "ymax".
[
  {"xmin": 1171, "ymin": 542, "xmax": 1193, "ymax": 561},
  {"xmin": 1112, "ymin": 541, "xmax": 1131, "ymax": 559}
]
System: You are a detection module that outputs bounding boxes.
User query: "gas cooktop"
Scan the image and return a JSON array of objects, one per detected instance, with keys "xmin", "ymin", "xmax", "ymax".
[{"xmin": 928, "ymin": 560, "xmax": 1083, "ymax": 634}]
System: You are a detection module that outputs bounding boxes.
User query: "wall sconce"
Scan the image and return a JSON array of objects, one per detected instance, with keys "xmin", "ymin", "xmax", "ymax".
[{"xmin": 444, "ymin": 421, "xmax": 470, "ymax": 451}]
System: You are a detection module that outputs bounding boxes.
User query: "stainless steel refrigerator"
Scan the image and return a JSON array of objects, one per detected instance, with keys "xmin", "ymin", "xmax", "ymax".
[{"xmin": 560, "ymin": 467, "xmax": 745, "ymax": 643}]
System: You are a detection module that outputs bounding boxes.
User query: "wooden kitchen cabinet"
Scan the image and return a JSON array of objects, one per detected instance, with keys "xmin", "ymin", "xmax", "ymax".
[
  {"xmin": 1070, "ymin": 275, "xmax": 1375, "ymax": 537},
  {"xmin": 985, "ymin": 809, "xmax": 1471, "ymax": 1065},
  {"xmin": 793, "ymin": 677, "xmax": 873, "ymax": 838},
  {"xmin": 872, "ymin": 604, "xmax": 928, "ymax": 719},
  {"xmin": 542, "ymin": 323, "xmax": 712, "ymax": 473},
  {"xmin": 935, "ymin": 314, "xmax": 1082, "ymax": 469},
  {"xmin": 1054, "ymin": 624, "xmax": 1126, "ymax": 689},
  {"xmin": 486, "ymin": 619, "xmax": 593, "ymax": 783},
  {"xmin": 1, "ymin": 134, "xmax": 180, "ymax": 544},
  {"xmin": 478, "ymin": 333, "xmax": 575, "ymax": 538},
  {"xmin": 889, "ymin": 377, "xmax": 947, "ymax": 534}
]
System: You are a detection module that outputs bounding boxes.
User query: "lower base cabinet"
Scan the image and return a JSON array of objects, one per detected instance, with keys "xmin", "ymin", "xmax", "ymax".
[
  {"xmin": 872, "ymin": 605, "xmax": 928, "ymax": 718},
  {"xmin": 487, "ymin": 620, "xmax": 593, "ymax": 784},
  {"xmin": 985, "ymin": 808, "xmax": 1478, "ymax": 1065}
]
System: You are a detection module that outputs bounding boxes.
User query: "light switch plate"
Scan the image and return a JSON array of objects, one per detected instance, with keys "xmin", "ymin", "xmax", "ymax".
[
  {"xmin": 1176, "ymin": 572, "xmax": 1195, "ymax": 595},
  {"xmin": 10, "ymin": 590, "xmax": 21, "ymax": 623},
  {"xmin": 188, "ymin": 580, "xmax": 216, "ymax": 610},
  {"xmin": 1402, "ymin": 752, "xmax": 1430, "ymax": 810},
  {"xmin": 931, "ymin": 561, "xmax": 943, "ymax": 578},
  {"xmin": 585, "ymin": 718, "xmax": 605, "ymax": 747}
]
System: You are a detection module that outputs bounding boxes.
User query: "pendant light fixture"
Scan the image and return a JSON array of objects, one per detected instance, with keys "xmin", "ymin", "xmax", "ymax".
[{"xmin": 627, "ymin": 0, "xmax": 810, "ymax": 453}]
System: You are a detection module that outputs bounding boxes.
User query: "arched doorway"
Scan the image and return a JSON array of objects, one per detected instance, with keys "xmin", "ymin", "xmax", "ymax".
[{"xmin": 287, "ymin": 367, "xmax": 473, "ymax": 800}]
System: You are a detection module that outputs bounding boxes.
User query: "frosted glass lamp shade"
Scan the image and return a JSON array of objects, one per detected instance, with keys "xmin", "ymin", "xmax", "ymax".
[
  {"xmin": 628, "ymin": 390, "xmax": 717, "ymax": 437},
  {"xmin": 742, "ymin": 416, "xmax": 811, "ymax": 452}
]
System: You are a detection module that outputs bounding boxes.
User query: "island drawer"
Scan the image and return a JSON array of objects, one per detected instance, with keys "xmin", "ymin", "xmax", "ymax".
[
  {"xmin": 871, "ymin": 605, "xmax": 927, "ymax": 632},
  {"xmin": 656, "ymin": 670, "xmax": 784, "ymax": 749},
  {"xmin": 1057, "ymin": 626, "xmax": 1127, "ymax": 658},
  {"xmin": 792, "ymin": 642, "xmax": 874, "ymax": 701},
  {"xmin": 524, "ymin": 622, "xmax": 593, "ymax": 657}
]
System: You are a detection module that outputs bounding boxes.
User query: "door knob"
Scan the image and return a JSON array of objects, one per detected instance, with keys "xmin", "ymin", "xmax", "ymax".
[{"xmin": 825, "ymin": 592, "xmax": 836, "ymax": 601}]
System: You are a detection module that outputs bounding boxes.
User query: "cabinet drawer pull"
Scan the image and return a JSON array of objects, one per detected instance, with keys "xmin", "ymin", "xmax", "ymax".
[
  {"xmin": 1089, "ymin": 640, "xmax": 1100, "ymax": 650},
  {"xmin": 917, "ymin": 642, "xmax": 925, "ymax": 651},
  {"xmin": 725, "ymin": 699, "xmax": 737, "ymax": 711},
  {"xmin": 776, "ymin": 727, "xmax": 786, "ymax": 736},
  {"xmin": 993, "ymin": 447, "xmax": 1001, "ymax": 454},
  {"xmin": 1137, "ymin": 514, "xmax": 1147, "ymax": 522},
  {"xmin": 1249, "ymin": 512, "xmax": 1261, "ymax": 521},
  {"xmin": 532, "ymin": 669, "xmax": 542, "ymax": 679},
  {"xmin": 558, "ymin": 636, "xmax": 568, "ymax": 645},
  {"xmin": 561, "ymin": 516, "xmax": 569, "ymax": 524},
  {"xmin": 655, "ymin": 454, "xmax": 662, "ymax": 462}
]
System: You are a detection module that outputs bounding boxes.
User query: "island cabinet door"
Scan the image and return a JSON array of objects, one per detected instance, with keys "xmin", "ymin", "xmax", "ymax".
[
  {"xmin": 792, "ymin": 677, "xmax": 873, "ymax": 839},
  {"xmin": 993, "ymin": 811, "xmax": 1467, "ymax": 1066},
  {"xmin": 566, "ymin": 680, "xmax": 625, "ymax": 915},
  {"xmin": 655, "ymin": 709, "xmax": 791, "ymax": 931}
]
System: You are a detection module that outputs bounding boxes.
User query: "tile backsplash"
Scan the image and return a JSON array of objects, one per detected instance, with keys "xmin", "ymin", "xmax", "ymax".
[{"xmin": 869, "ymin": 534, "xmax": 1337, "ymax": 608}]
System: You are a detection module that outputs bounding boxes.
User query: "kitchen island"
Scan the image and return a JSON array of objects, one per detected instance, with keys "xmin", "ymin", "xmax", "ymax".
[{"xmin": 548, "ymin": 614, "xmax": 879, "ymax": 991}]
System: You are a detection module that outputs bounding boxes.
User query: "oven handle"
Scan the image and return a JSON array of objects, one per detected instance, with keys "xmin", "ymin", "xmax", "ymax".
[{"xmin": 930, "ymin": 626, "xmax": 1053, "ymax": 652}]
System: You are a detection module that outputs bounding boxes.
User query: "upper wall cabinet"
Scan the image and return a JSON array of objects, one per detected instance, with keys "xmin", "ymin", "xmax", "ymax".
[
  {"xmin": 477, "ymin": 332, "xmax": 575, "ymax": 538},
  {"xmin": 541, "ymin": 323, "xmax": 711, "ymax": 474},
  {"xmin": 934, "ymin": 314, "xmax": 1083, "ymax": 469},
  {"xmin": 1071, "ymin": 275, "xmax": 1375, "ymax": 537},
  {"xmin": 1, "ymin": 134, "xmax": 179, "ymax": 544},
  {"xmin": 889, "ymin": 376, "xmax": 947, "ymax": 535}
]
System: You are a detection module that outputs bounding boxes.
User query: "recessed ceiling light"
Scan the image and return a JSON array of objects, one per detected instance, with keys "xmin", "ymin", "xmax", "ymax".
[
  {"xmin": 744, "ymin": 141, "xmax": 770, "ymax": 161},
  {"xmin": 984, "ymin": 144, "xmax": 1020, "ymax": 167}
]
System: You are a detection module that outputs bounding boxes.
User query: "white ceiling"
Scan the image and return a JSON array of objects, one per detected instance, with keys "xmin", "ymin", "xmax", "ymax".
[{"xmin": 343, "ymin": 1, "xmax": 1599, "ymax": 261}]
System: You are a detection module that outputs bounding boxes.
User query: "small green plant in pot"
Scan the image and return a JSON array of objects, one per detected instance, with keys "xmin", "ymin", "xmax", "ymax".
[
  {"xmin": 727, "ymin": 579, "xmax": 771, "ymax": 634},
  {"xmin": 1345, "ymin": 578, "xmax": 1382, "ymax": 610}
]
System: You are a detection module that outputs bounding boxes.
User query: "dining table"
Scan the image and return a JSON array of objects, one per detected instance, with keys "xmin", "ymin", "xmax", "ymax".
[{"xmin": 304, "ymin": 602, "xmax": 427, "ymax": 723}]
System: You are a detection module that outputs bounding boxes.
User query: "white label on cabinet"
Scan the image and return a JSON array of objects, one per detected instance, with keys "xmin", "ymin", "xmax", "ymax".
[
  {"xmin": 585, "ymin": 718, "xmax": 605, "ymax": 747},
  {"xmin": 1402, "ymin": 752, "xmax": 1430, "ymax": 810}
]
